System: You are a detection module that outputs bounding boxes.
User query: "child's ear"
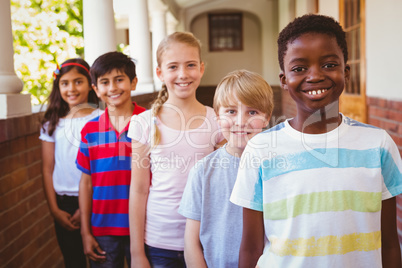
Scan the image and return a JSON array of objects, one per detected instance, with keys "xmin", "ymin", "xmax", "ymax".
[
  {"xmin": 215, "ymin": 113, "xmax": 225, "ymax": 127},
  {"xmin": 92, "ymin": 84, "xmax": 101, "ymax": 98},
  {"xmin": 279, "ymin": 71, "xmax": 288, "ymax": 91},
  {"xmin": 200, "ymin": 62, "xmax": 205, "ymax": 76},
  {"xmin": 131, "ymin": 77, "xmax": 138, "ymax": 91},
  {"xmin": 344, "ymin": 64, "xmax": 351, "ymax": 83},
  {"xmin": 156, "ymin": 66, "xmax": 163, "ymax": 82},
  {"xmin": 263, "ymin": 113, "xmax": 272, "ymax": 128}
]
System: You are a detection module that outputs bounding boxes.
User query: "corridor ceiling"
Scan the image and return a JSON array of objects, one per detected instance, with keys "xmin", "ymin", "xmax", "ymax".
[
  {"xmin": 160, "ymin": 0, "xmax": 213, "ymax": 19},
  {"xmin": 173, "ymin": 0, "xmax": 211, "ymax": 8}
]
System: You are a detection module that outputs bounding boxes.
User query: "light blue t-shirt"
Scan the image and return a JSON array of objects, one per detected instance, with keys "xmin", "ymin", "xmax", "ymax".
[
  {"xmin": 179, "ymin": 146, "xmax": 242, "ymax": 267},
  {"xmin": 230, "ymin": 115, "xmax": 402, "ymax": 267}
]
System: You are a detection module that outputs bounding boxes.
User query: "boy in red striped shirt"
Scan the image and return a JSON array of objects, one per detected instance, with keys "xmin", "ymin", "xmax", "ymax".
[{"xmin": 77, "ymin": 51, "xmax": 145, "ymax": 267}]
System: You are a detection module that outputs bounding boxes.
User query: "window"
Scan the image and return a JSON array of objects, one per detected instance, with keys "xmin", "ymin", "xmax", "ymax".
[
  {"xmin": 339, "ymin": 0, "xmax": 367, "ymax": 122},
  {"xmin": 341, "ymin": 0, "xmax": 364, "ymax": 95},
  {"xmin": 208, "ymin": 13, "xmax": 243, "ymax": 51}
]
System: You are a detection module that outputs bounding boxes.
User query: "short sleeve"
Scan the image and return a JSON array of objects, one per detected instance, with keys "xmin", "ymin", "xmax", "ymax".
[
  {"xmin": 178, "ymin": 163, "xmax": 204, "ymax": 221},
  {"xmin": 128, "ymin": 111, "xmax": 152, "ymax": 145},
  {"xmin": 381, "ymin": 130, "xmax": 402, "ymax": 199},
  {"xmin": 39, "ymin": 122, "xmax": 55, "ymax": 142},
  {"xmin": 76, "ymin": 124, "xmax": 91, "ymax": 175},
  {"xmin": 230, "ymin": 142, "xmax": 264, "ymax": 211}
]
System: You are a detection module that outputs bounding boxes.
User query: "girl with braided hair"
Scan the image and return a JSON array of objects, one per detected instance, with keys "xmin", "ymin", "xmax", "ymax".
[{"xmin": 128, "ymin": 32, "xmax": 223, "ymax": 268}]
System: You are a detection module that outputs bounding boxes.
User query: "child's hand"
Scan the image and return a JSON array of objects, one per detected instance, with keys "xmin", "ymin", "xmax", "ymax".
[
  {"xmin": 82, "ymin": 234, "xmax": 107, "ymax": 262},
  {"xmin": 70, "ymin": 209, "xmax": 81, "ymax": 227},
  {"xmin": 52, "ymin": 209, "xmax": 80, "ymax": 231}
]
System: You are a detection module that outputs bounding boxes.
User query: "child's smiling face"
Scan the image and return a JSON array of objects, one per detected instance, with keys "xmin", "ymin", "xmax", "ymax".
[
  {"xmin": 217, "ymin": 96, "xmax": 269, "ymax": 156},
  {"xmin": 156, "ymin": 42, "xmax": 204, "ymax": 101},
  {"xmin": 279, "ymin": 33, "xmax": 350, "ymax": 117},
  {"xmin": 59, "ymin": 68, "xmax": 91, "ymax": 109},
  {"xmin": 93, "ymin": 69, "xmax": 137, "ymax": 107}
]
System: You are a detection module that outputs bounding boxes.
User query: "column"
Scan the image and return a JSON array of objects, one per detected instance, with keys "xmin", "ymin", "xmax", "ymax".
[
  {"xmin": 279, "ymin": 0, "xmax": 295, "ymax": 30},
  {"xmin": 166, "ymin": 12, "xmax": 178, "ymax": 35},
  {"xmin": 0, "ymin": 0, "xmax": 31, "ymax": 119},
  {"xmin": 296, "ymin": 0, "xmax": 316, "ymax": 17},
  {"xmin": 129, "ymin": 0, "xmax": 154, "ymax": 95},
  {"xmin": 83, "ymin": 0, "xmax": 116, "ymax": 65},
  {"xmin": 151, "ymin": 6, "xmax": 167, "ymax": 90}
]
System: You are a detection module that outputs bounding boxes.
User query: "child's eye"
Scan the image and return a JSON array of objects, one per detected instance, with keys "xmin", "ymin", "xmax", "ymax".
[
  {"xmin": 291, "ymin": 66, "xmax": 306, "ymax": 73},
  {"xmin": 168, "ymin": 65, "xmax": 177, "ymax": 70},
  {"xmin": 249, "ymin": 110, "xmax": 258, "ymax": 116},
  {"xmin": 100, "ymin": 81, "xmax": 108, "ymax": 85},
  {"xmin": 323, "ymin": 63, "xmax": 338, "ymax": 69},
  {"xmin": 188, "ymin": 63, "xmax": 196, "ymax": 68},
  {"xmin": 227, "ymin": 110, "xmax": 236, "ymax": 115},
  {"xmin": 60, "ymin": 81, "xmax": 68, "ymax": 87}
]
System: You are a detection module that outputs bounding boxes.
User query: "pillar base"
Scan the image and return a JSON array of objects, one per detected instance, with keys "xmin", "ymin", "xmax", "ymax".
[
  {"xmin": 0, "ymin": 93, "xmax": 32, "ymax": 119},
  {"xmin": 0, "ymin": 74, "xmax": 24, "ymax": 94}
]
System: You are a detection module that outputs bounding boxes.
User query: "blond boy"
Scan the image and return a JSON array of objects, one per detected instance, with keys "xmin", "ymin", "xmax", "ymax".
[{"xmin": 178, "ymin": 70, "xmax": 274, "ymax": 267}]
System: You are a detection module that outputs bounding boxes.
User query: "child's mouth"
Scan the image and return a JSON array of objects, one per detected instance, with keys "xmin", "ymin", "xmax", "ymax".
[
  {"xmin": 67, "ymin": 94, "xmax": 79, "ymax": 99},
  {"xmin": 177, "ymin": 82, "xmax": 192, "ymax": 87},
  {"xmin": 231, "ymin": 131, "xmax": 252, "ymax": 135},
  {"xmin": 109, "ymin": 93, "xmax": 122, "ymax": 99},
  {"xmin": 305, "ymin": 89, "xmax": 328, "ymax": 95}
]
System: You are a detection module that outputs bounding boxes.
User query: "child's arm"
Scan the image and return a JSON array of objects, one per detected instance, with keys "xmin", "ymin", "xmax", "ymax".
[
  {"xmin": 79, "ymin": 173, "xmax": 106, "ymax": 262},
  {"xmin": 41, "ymin": 141, "xmax": 78, "ymax": 231},
  {"xmin": 129, "ymin": 140, "xmax": 152, "ymax": 268},
  {"xmin": 381, "ymin": 197, "xmax": 402, "ymax": 268},
  {"xmin": 239, "ymin": 208, "xmax": 265, "ymax": 268},
  {"xmin": 184, "ymin": 219, "xmax": 207, "ymax": 268}
]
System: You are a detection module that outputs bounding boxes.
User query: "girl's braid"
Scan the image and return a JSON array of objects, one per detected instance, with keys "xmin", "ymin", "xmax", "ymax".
[{"xmin": 151, "ymin": 84, "xmax": 168, "ymax": 147}]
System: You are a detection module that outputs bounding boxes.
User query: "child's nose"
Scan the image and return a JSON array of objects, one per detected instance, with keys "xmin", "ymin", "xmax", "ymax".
[
  {"xmin": 306, "ymin": 66, "xmax": 325, "ymax": 82},
  {"xmin": 236, "ymin": 113, "xmax": 247, "ymax": 126},
  {"xmin": 67, "ymin": 83, "xmax": 76, "ymax": 91},
  {"xmin": 109, "ymin": 81, "xmax": 117, "ymax": 91},
  {"xmin": 178, "ymin": 67, "xmax": 188, "ymax": 78}
]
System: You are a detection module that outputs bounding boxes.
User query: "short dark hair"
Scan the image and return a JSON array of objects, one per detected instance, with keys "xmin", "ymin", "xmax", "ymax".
[
  {"xmin": 91, "ymin": 51, "xmax": 136, "ymax": 86},
  {"xmin": 277, "ymin": 14, "xmax": 348, "ymax": 71}
]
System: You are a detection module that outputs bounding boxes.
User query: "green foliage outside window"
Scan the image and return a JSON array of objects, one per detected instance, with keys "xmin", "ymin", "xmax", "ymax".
[{"xmin": 11, "ymin": 0, "xmax": 84, "ymax": 105}]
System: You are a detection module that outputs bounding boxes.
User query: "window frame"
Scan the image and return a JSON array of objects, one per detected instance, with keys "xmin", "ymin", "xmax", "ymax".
[
  {"xmin": 339, "ymin": 0, "xmax": 367, "ymax": 122},
  {"xmin": 208, "ymin": 13, "xmax": 243, "ymax": 52}
]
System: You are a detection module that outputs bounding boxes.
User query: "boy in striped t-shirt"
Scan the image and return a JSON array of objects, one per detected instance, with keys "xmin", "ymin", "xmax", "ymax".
[
  {"xmin": 77, "ymin": 52, "xmax": 145, "ymax": 267},
  {"xmin": 230, "ymin": 14, "xmax": 402, "ymax": 268}
]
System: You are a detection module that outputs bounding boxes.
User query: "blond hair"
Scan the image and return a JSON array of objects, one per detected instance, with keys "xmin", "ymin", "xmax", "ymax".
[
  {"xmin": 213, "ymin": 69, "xmax": 274, "ymax": 119},
  {"xmin": 151, "ymin": 32, "xmax": 203, "ymax": 147}
]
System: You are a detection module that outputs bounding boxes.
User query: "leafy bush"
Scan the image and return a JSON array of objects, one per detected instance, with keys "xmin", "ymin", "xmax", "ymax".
[{"xmin": 11, "ymin": 0, "xmax": 84, "ymax": 105}]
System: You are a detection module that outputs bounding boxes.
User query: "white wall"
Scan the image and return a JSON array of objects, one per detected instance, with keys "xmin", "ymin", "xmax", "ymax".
[
  {"xmin": 279, "ymin": 0, "xmax": 295, "ymax": 31},
  {"xmin": 280, "ymin": 0, "xmax": 339, "ymax": 31},
  {"xmin": 183, "ymin": 0, "xmax": 279, "ymax": 85},
  {"xmin": 191, "ymin": 12, "xmax": 262, "ymax": 86},
  {"xmin": 295, "ymin": 0, "xmax": 316, "ymax": 17},
  {"xmin": 366, "ymin": 0, "xmax": 402, "ymax": 100},
  {"xmin": 318, "ymin": 0, "xmax": 339, "ymax": 20},
  {"xmin": 116, "ymin": 28, "xmax": 127, "ymax": 45}
]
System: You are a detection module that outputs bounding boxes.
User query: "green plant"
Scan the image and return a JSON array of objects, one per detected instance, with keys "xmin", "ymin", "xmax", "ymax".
[{"xmin": 11, "ymin": 0, "xmax": 84, "ymax": 105}]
